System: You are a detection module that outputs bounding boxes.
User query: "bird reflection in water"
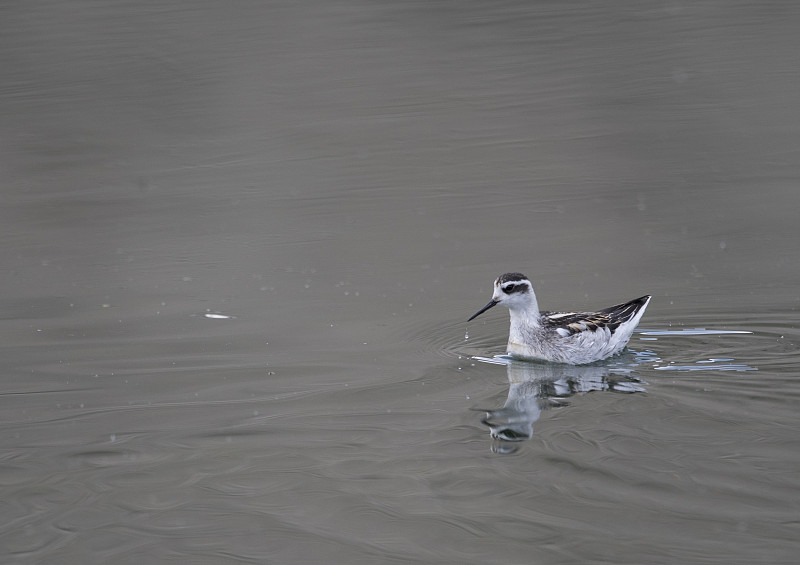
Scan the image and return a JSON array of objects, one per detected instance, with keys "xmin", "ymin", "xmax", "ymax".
[{"xmin": 474, "ymin": 356, "xmax": 647, "ymax": 454}]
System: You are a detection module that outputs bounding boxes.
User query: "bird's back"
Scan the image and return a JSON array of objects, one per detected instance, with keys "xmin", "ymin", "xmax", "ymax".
[{"xmin": 510, "ymin": 295, "xmax": 651, "ymax": 364}]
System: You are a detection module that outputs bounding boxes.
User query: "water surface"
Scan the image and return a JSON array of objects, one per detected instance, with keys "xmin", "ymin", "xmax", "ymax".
[{"xmin": 2, "ymin": 1, "xmax": 800, "ymax": 563}]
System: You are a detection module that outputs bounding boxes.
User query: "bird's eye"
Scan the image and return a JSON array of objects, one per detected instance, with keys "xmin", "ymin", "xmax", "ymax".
[{"xmin": 503, "ymin": 284, "xmax": 517, "ymax": 294}]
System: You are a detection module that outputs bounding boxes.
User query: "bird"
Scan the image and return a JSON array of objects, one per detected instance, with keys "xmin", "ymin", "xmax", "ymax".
[{"xmin": 468, "ymin": 272, "xmax": 651, "ymax": 364}]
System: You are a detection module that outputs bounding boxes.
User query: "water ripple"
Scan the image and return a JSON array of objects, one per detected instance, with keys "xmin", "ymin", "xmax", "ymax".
[{"xmin": 395, "ymin": 316, "xmax": 492, "ymax": 360}]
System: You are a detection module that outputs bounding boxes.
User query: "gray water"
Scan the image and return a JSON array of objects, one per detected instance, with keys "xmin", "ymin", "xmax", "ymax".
[{"xmin": 3, "ymin": 2, "xmax": 800, "ymax": 563}]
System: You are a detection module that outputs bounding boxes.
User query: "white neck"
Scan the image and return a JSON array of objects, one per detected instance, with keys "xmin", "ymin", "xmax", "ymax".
[{"xmin": 507, "ymin": 292, "xmax": 541, "ymax": 329}]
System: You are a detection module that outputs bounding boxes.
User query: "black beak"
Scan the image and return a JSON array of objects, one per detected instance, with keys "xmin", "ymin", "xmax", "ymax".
[{"xmin": 468, "ymin": 299, "xmax": 498, "ymax": 321}]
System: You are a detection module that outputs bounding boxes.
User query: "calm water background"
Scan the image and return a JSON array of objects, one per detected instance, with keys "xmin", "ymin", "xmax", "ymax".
[{"xmin": 2, "ymin": 1, "xmax": 800, "ymax": 563}]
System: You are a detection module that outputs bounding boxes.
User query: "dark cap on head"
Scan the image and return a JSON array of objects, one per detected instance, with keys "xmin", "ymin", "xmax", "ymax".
[{"xmin": 497, "ymin": 272, "xmax": 528, "ymax": 285}]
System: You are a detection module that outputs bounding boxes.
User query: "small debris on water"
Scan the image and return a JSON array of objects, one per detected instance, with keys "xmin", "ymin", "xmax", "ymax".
[{"xmin": 203, "ymin": 312, "xmax": 237, "ymax": 319}]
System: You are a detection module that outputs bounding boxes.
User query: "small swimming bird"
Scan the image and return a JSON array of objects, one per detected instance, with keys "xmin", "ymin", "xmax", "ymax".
[{"xmin": 468, "ymin": 273, "xmax": 651, "ymax": 364}]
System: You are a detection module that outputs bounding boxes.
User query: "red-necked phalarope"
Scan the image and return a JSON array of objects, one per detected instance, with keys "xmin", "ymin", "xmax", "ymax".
[{"xmin": 468, "ymin": 272, "xmax": 651, "ymax": 364}]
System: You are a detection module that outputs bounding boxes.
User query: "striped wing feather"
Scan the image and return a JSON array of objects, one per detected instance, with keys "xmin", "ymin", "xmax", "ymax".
[{"xmin": 544, "ymin": 296, "xmax": 650, "ymax": 336}]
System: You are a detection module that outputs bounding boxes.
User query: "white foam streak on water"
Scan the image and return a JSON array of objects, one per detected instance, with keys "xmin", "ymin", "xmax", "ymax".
[
  {"xmin": 653, "ymin": 364, "xmax": 756, "ymax": 372},
  {"xmin": 638, "ymin": 328, "xmax": 753, "ymax": 336}
]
